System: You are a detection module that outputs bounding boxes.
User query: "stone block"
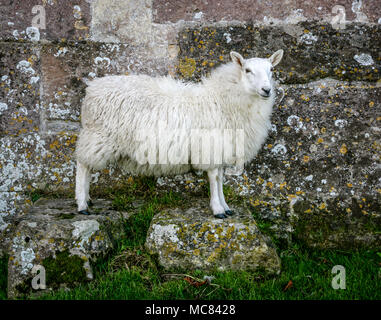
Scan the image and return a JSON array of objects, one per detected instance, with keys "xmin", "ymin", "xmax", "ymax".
[
  {"xmin": 6, "ymin": 198, "xmax": 135, "ymax": 298},
  {"xmin": 230, "ymin": 79, "xmax": 381, "ymax": 248},
  {"xmin": 0, "ymin": 43, "xmax": 40, "ymax": 137},
  {"xmin": 242, "ymin": 79, "xmax": 381, "ymax": 208},
  {"xmin": 0, "ymin": 0, "xmax": 90, "ymax": 41},
  {"xmin": 0, "ymin": 134, "xmax": 47, "ymax": 194},
  {"xmin": 177, "ymin": 23, "xmax": 381, "ymax": 84},
  {"xmin": 145, "ymin": 199, "xmax": 281, "ymax": 273},
  {"xmin": 90, "ymin": 0, "xmax": 175, "ymax": 72}
]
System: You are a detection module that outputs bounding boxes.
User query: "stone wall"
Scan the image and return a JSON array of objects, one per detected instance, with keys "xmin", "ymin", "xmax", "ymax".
[{"xmin": 1, "ymin": 0, "xmax": 380, "ymax": 249}]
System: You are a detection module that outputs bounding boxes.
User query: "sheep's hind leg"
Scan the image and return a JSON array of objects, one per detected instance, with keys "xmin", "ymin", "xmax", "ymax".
[
  {"xmin": 208, "ymin": 168, "xmax": 227, "ymax": 219},
  {"xmin": 217, "ymin": 167, "xmax": 234, "ymax": 216},
  {"xmin": 75, "ymin": 160, "xmax": 91, "ymax": 215}
]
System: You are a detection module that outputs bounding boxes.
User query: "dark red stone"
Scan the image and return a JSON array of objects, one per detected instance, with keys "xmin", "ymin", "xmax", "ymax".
[
  {"xmin": 153, "ymin": 0, "xmax": 381, "ymax": 23},
  {"xmin": 0, "ymin": 0, "xmax": 90, "ymax": 41}
]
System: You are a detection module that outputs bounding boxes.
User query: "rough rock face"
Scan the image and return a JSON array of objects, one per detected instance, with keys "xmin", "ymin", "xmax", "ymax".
[
  {"xmin": 6, "ymin": 198, "xmax": 133, "ymax": 298},
  {"xmin": 145, "ymin": 199, "xmax": 281, "ymax": 273},
  {"xmin": 177, "ymin": 23, "xmax": 381, "ymax": 83}
]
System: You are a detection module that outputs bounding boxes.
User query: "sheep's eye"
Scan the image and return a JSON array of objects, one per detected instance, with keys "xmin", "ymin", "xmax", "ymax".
[
  {"xmin": 245, "ymin": 68, "xmax": 251, "ymax": 74},
  {"xmin": 270, "ymin": 67, "xmax": 274, "ymax": 72}
]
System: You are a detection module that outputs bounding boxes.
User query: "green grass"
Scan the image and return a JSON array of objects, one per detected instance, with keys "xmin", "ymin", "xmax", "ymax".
[
  {"xmin": 29, "ymin": 245, "xmax": 380, "ymax": 300},
  {"xmin": 1, "ymin": 179, "xmax": 379, "ymax": 300},
  {"xmin": 0, "ymin": 255, "xmax": 7, "ymax": 300}
]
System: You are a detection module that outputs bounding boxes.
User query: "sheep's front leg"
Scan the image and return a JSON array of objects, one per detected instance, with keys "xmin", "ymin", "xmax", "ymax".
[
  {"xmin": 217, "ymin": 167, "xmax": 234, "ymax": 216},
  {"xmin": 207, "ymin": 168, "xmax": 227, "ymax": 219},
  {"xmin": 75, "ymin": 160, "xmax": 91, "ymax": 215}
]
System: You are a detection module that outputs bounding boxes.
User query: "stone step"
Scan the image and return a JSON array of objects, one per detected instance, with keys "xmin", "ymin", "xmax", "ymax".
[
  {"xmin": 6, "ymin": 198, "xmax": 135, "ymax": 298},
  {"xmin": 145, "ymin": 199, "xmax": 281, "ymax": 274}
]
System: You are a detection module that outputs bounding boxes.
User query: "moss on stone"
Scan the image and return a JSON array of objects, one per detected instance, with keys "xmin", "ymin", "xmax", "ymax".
[
  {"xmin": 42, "ymin": 250, "xmax": 87, "ymax": 289},
  {"xmin": 292, "ymin": 200, "xmax": 381, "ymax": 249}
]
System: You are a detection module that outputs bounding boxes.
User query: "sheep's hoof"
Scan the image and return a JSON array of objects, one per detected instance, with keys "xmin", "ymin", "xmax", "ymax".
[
  {"xmin": 78, "ymin": 210, "xmax": 90, "ymax": 215},
  {"xmin": 214, "ymin": 213, "xmax": 228, "ymax": 219},
  {"xmin": 225, "ymin": 210, "xmax": 234, "ymax": 216},
  {"xmin": 87, "ymin": 200, "xmax": 93, "ymax": 207}
]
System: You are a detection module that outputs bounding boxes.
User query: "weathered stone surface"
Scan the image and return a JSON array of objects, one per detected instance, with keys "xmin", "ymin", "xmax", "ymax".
[
  {"xmin": 6, "ymin": 198, "xmax": 134, "ymax": 298},
  {"xmin": 145, "ymin": 199, "xmax": 281, "ymax": 273},
  {"xmin": 153, "ymin": 0, "xmax": 381, "ymax": 24},
  {"xmin": 0, "ymin": 43, "xmax": 41, "ymax": 137},
  {"xmin": 91, "ymin": 0, "xmax": 176, "ymax": 74},
  {"xmin": 243, "ymin": 79, "xmax": 381, "ymax": 202},
  {"xmin": 177, "ymin": 23, "xmax": 381, "ymax": 84},
  {"xmin": 292, "ymin": 206, "xmax": 381, "ymax": 249},
  {"xmin": 0, "ymin": 0, "xmax": 90, "ymax": 41}
]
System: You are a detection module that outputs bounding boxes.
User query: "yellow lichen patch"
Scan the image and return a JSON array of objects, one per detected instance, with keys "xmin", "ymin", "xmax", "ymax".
[
  {"xmin": 50, "ymin": 140, "xmax": 60, "ymax": 150},
  {"xmin": 317, "ymin": 137, "xmax": 324, "ymax": 144},
  {"xmin": 179, "ymin": 57, "xmax": 196, "ymax": 78},
  {"xmin": 193, "ymin": 249, "xmax": 200, "ymax": 256},
  {"xmin": 225, "ymin": 226, "xmax": 234, "ymax": 239},
  {"xmin": 287, "ymin": 194, "xmax": 296, "ymax": 201},
  {"xmin": 207, "ymin": 233, "xmax": 217, "ymax": 243},
  {"xmin": 279, "ymin": 182, "xmax": 287, "ymax": 190},
  {"xmin": 74, "ymin": 20, "xmax": 89, "ymax": 30},
  {"xmin": 369, "ymin": 101, "xmax": 374, "ymax": 107},
  {"xmin": 199, "ymin": 223, "xmax": 210, "ymax": 234},
  {"xmin": 347, "ymin": 183, "xmax": 353, "ymax": 188},
  {"xmin": 256, "ymin": 177, "xmax": 264, "ymax": 185},
  {"xmin": 318, "ymin": 203, "xmax": 326, "ymax": 210},
  {"xmin": 303, "ymin": 155, "xmax": 310, "ymax": 163},
  {"xmin": 53, "ymin": 172, "xmax": 62, "ymax": 182},
  {"xmin": 215, "ymin": 226, "xmax": 223, "ymax": 236},
  {"xmin": 340, "ymin": 144, "xmax": 348, "ymax": 154},
  {"xmin": 250, "ymin": 198, "xmax": 260, "ymax": 207}
]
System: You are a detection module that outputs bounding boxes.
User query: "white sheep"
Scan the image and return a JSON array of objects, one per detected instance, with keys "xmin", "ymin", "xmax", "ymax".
[{"xmin": 75, "ymin": 50, "xmax": 283, "ymax": 218}]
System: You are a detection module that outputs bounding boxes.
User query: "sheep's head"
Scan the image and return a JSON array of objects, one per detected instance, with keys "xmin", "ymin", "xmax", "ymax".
[{"xmin": 230, "ymin": 50, "xmax": 283, "ymax": 99}]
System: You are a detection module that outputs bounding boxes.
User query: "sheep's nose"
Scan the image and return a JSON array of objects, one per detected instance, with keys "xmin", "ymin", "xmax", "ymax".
[{"xmin": 261, "ymin": 87, "xmax": 271, "ymax": 96}]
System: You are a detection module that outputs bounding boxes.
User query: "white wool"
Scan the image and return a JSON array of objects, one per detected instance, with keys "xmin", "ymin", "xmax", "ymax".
[
  {"xmin": 77, "ymin": 65, "xmax": 274, "ymax": 174},
  {"xmin": 75, "ymin": 50, "xmax": 283, "ymax": 215}
]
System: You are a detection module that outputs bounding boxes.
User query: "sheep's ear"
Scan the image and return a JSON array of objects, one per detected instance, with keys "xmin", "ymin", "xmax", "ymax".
[
  {"xmin": 230, "ymin": 51, "xmax": 245, "ymax": 68},
  {"xmin": 269, "ymin": 49, "xmax": 283, "ymax": 67}
]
